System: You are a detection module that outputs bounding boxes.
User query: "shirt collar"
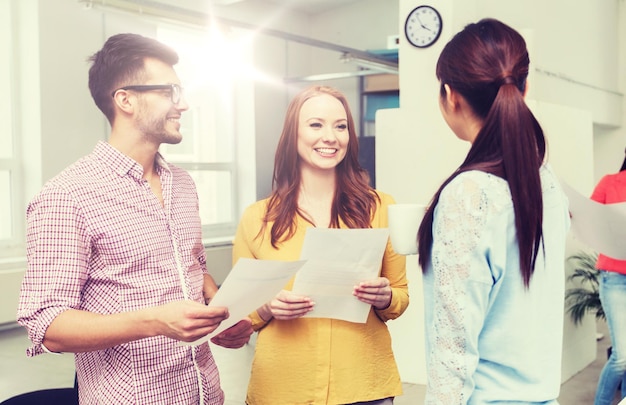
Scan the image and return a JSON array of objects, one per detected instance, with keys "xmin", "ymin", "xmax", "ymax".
[{"xmin": 93, "ymin": 141, "xmax": 170, "ymax": 181}]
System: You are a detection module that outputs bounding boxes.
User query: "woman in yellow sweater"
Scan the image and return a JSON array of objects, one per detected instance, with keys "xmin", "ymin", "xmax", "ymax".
[{"xmin": 233, "ymin": 85, "xmax": 409, "ymax": 404}]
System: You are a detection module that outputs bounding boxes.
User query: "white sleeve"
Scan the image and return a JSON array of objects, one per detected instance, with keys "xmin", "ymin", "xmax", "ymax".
[{"xmin": 425, "ymin": 173, "xmax": 496, "ymax": 405}]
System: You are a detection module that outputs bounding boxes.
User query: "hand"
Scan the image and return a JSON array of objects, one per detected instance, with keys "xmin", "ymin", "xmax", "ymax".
[
  {"xmin": 211, "ymin": 318, "xmax": 253, "ymax": 348},
  {"xmin": 154, "ymin": 300, "xmax": 229, "ymax": 343},
  {"xmin": 260, "ymin": 289, "xmax": 314, "ymax": 321},
  {"xmin": 353, "ymin": 277, "xmax": 392, "ymax": 310}
]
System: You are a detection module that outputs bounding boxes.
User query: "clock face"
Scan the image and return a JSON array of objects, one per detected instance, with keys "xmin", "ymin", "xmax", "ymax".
[{"xmin": 404, "ymin": 5, "xmax": 443, "ymax": 48}]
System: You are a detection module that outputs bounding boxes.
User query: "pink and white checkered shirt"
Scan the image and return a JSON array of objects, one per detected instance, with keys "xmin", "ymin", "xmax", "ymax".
[{"xmin": 18, "ymin": 141, "xmax": 224, "ymax": 405}]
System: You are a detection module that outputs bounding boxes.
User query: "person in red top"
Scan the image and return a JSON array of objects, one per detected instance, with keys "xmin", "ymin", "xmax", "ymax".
[{"xmin": 592, "ymin": 148, "xmax": 626, "ymax": 405}]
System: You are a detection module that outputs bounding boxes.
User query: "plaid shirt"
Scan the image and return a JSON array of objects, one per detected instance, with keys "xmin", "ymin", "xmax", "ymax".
[{"xmin": 18, "ymin": 141, "xmax": 223, "ymax": 404}]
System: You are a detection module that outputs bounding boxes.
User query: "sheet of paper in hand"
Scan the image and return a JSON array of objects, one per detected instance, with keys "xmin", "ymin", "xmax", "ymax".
[
  {"xmin": 292, "ymin": 228, "xmax": 390, "ymax": 323},
  {"xmin": 561, "ymin": 180, "xmax": 626, "ymax": 260},
  {"xmin": 184, "ymin": 257, "xmax": 306, "ymax": 346}
]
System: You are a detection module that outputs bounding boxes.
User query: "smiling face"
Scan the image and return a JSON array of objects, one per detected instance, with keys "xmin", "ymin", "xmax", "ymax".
[
  {"xmin": 296, "ymin": 94, "xmax": 349, "ymax": 173},
  {"xmin": 134, "ymin": 57, "xmax": 189, "ymax": 146}
]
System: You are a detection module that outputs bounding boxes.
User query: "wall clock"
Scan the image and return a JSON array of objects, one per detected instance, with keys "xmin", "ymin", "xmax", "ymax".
[{"xmin": 404, "ymin": 5, "xmax": 443, "ymax": 48}]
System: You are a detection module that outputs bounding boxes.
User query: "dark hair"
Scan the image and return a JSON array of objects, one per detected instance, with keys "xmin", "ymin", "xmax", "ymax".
[
  {"xmin": 262, "ymin": 85, "xmax": 378, "ymax": 248},
  {"xmin": 621, "ymin": 147, "xmax": 626, "ymax": 171},
  {"xmin": 417, "ymin": 18, "xmax": 546, "ymax": 287},
  {"xmin": 87, "ymin": 33, "xmax": 179, "ymax": 124}
]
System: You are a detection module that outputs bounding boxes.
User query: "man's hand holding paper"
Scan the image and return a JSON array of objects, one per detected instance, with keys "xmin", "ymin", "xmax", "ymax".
[{"xmin": 184, "ymin": 258, "xmax": 305, "ymax": 346}]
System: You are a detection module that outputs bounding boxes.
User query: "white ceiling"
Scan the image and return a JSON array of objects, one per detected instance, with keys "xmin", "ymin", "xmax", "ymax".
[
  {"xmin": 213, "ymin": 0, "xmax": 361, "ymax": 15},
  {"xmin": 206, "ymin": 0, "xmax": 397, "ymax": 79}
]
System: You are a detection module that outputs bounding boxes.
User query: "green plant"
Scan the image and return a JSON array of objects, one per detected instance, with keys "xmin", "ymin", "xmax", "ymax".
[{"xmin": 564, "ymin": 251, "xmax": 605, "ymax": 325}]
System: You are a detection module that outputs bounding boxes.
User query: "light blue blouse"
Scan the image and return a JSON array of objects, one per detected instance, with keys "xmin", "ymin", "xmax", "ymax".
[{"xmin": 423, "ymin": 165, "xmax": 570, "ymax": 404}]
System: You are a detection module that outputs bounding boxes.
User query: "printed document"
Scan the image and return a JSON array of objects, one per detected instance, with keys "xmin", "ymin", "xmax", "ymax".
[
  {"xmin": 561, "ymin": 181, "xmax": 626, "ymax": 259},
  {"xmin": 185, "ymin": 258, "xmax": 305, "ymax": 346},
  {"xmin": 292, "ymin": 228, "xmax": 390, "ymax": 323}
]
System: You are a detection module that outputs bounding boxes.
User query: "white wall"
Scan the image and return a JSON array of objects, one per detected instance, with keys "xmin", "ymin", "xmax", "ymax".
[
  {"xmin": 38, "ymin": 1, "xmax": 110, "ymax": 178},
  {"xmin": 593, "ymin": 0, "xmax": 626, "ymax": 181}
]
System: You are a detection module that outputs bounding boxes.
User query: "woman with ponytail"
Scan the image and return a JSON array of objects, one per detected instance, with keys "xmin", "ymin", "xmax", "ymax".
[{"xmin": 417, "ymin": 19, "xmax": 570, "ymax": 404}]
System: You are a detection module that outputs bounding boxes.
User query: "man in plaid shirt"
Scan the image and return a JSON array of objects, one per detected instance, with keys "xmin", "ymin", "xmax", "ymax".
[{"xmin": 17, "ymin": 33, "xmax": 252, "ymax": 404}]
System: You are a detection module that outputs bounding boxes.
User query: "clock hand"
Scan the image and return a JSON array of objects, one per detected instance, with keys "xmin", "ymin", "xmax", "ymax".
[{"xmin": 416, "ymin": 15, "xmax": 432, "ymax": 32}]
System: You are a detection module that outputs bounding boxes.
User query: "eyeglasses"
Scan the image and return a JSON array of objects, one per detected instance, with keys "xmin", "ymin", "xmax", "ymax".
[{"xmin": 111, "ymin": 84, "xmax": 183, "ymax": 104}]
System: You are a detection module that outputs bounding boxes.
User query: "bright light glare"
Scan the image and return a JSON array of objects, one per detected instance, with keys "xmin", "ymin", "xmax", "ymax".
[{"xmin": 159, "ymin": 24, "xmax": 258, "ymax": 88}]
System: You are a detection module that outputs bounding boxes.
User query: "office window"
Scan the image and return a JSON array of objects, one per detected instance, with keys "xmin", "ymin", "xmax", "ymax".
[
  {"xmin": 157, "ymin": 25, "xmax": 252, "ymax": 239},
  {"xmin": 0, "ymin": 0, "xmax": 19, "ymax": 253},
  {"xmin": 0, "ymin": 172, "xmax": 11, "ymax": 241}
]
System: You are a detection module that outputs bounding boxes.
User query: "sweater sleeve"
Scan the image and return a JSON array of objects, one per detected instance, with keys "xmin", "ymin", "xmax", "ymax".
[
  {"xmin": 425, "ymin": 174, "xmax": 494, "ymax": 404},
  {"xmin": 232, "ymin": 202, "xmax": 274, "ymax": 331},
  {"xmin": 372, "ymin": 192, "xmax": 409, "ymax": 322},
  {"xmin": 590, "ymin": 175, "xmax": 610, "ymax": 203}
]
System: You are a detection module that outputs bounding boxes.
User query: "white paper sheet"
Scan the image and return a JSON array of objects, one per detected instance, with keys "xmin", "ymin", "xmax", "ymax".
[
  {"xmin": 184, "ymin": 258, "xmax": 306, "ymax": 346},
  {"xmin": 291, "ymin": 228, "xmax": 390, "ymax": 323},
  {"xmin": 561, "ymin": 181, "xmax": 626, "ymax": 259}
]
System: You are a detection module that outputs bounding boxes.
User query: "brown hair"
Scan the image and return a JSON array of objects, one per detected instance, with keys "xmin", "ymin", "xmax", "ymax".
[
  {"xmin": 417, "ymin": 18, "xmax": 546, "ymax": 287},
  {"xmin": 87, "ymin": 33, "xmax": 179, "ymax": 124},
  {"xmin": 262, "ymin": 85, "xmax": 378, "ymax": 248}
]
